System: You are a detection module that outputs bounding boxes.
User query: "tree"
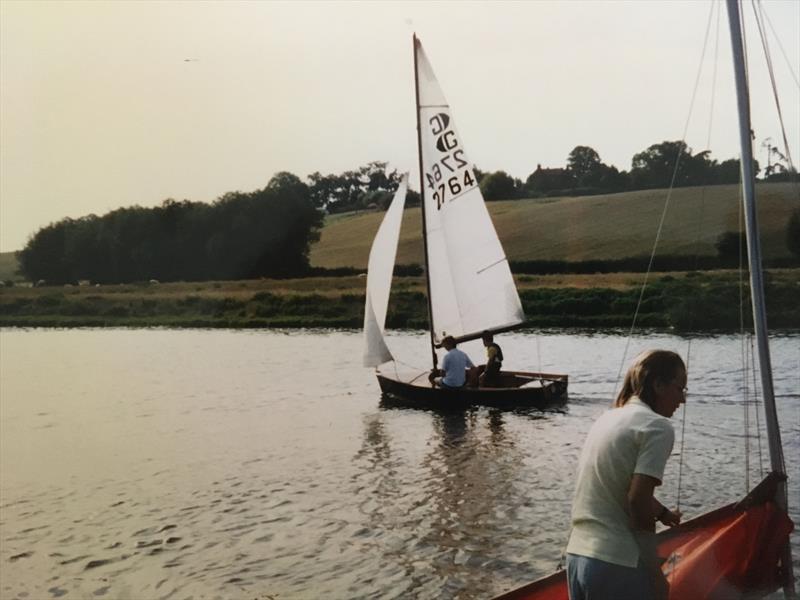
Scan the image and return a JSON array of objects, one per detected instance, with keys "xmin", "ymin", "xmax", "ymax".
[
  {"xmin": 567, "ymin": 146, "xmax": 603, "ymax": 186},
  {"xmin": 715, "ymin": 231, "xmax": 746, "ymax": 263},
  {"xmin": 480, "ymin": 171, "xmax": 518, "ymax": 201},
  {"xmin": 715, "ymin": 159, "xmax": 742, "ymax": 184},
  {"xmin": 788, "ymin": 208, "xmax": 800, "ymax": 258},
  {"xmin": 18, "ymin": 171, "xmax": 323, "ymax": 283},
  {"xmin": 683, "ymin": 150, "xmax": 716, "ymax": 186},
  {"xmin": 308, "ymin": 161, "xmax": 401, "ymax": 213},
  {"xmin": 630, "ymin": 140, "xmax": 694, "ymax": 189}
]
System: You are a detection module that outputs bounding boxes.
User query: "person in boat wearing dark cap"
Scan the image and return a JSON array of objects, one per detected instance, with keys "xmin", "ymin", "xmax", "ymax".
[
  {"xmin": 477, "ymin": 331, "xmax": 503, "ymax": 388},
  {"xmin": 428, "ymin": 335, "xmax": 474, "ymax": 388}
]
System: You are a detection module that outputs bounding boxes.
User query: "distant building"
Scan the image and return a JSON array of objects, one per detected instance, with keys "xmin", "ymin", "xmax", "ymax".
[{"xmin": 526, "ymin": 164, "xmax": 576, "ymax": 193}]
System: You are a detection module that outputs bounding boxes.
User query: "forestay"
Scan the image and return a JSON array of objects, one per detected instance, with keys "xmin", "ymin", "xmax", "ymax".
[
  {"xmin": 415, "ymin": 40, "xmax": 524, "ymax": 344},
  {"xmin": 363, "ymin": 175, "xmax": 408, "ymax": 367}
]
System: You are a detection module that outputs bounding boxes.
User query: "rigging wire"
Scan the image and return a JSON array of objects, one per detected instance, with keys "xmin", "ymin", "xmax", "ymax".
[
  {"xmin": 613, "ymin": 0, "xmax": 718, "ymax": 396},
  {"xmin": 752, "ymin": 0, "xmax": 797, "ymax": 173},
  {"xmin": 759, "ymin": 1, "xmax": 800, "ymax": 91},
  {"xmin": 676, "ymin": 0, "xmax": 724, "ymax": 515},
  {"xmin": 737, "ymin": 180, "xmax": 751, "ymax": 493},
  {"xmin": 749, "ymin": 333, "xmax": 766, "ymax": 479}
]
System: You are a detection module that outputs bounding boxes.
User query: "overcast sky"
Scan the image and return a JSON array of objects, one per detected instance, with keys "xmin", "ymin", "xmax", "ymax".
[{"xmin": 1, "ymin": 0, "xmax": 798, "ymax": 252}]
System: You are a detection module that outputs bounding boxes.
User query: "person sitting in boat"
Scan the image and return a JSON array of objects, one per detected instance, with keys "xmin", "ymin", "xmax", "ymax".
[
  {"xmin": 565, "ymin": 349, "xmax": 685, "ymax": 600},
  {"xmin": 428, "ymin": 335, "xmax": 474, "ymax": 388},
  {"xmin": 476, "ymin": 331, "xmax": 503, "ymax": 388}
]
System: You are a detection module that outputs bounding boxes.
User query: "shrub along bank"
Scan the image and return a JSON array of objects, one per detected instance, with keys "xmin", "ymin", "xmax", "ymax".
[{"xmin": 1, "ymin": 271, "xmax": 797, "ymax": 331}]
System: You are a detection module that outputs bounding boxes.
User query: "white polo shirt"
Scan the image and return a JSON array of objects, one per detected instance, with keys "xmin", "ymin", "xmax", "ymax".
[
  {"xmin": 566, "ymin": 396, "xmax": 675, "ymax": 568},
  {"xmin": 440, "ymin": 348, "xmax": 474, "ymax": 387}
]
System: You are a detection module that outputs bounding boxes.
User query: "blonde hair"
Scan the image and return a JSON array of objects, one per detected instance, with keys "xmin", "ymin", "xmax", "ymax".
[{"xmin": 615, "ymin": 349, "xmax": 686, "ymax": 409}]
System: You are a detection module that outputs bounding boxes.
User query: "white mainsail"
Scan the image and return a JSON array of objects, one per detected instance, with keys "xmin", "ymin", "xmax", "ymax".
[
  {"xmin": 415, "ymin": 40, "xmax": 524, "ymax": 344},
  {"xmin": 363, "ymin": 175, "xmax": 408, "ymax": 367}
]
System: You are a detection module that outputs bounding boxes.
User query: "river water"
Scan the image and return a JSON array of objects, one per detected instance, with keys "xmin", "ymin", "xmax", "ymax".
[{"xmin": 0, "ymin": 328, "xmax": 798, "ymax": 600}]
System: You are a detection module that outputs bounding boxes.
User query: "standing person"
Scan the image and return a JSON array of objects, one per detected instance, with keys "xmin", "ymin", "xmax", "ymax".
[
  {"xmin": 566, "ymin": 349, "xmax": 686, "ymax": 600},
  {"xmin": 477, "ymin": 331, "xmax": 503, "ymax": 387},
  {"xmin": 428, "ymin": 336, "xmax": 474, "ymax": 388}
]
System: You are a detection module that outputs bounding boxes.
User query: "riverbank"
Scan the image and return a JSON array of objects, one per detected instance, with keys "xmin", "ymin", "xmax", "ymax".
[{"xmin": 1, "ymin": 270, "xmax": 797, "ymax": 331}]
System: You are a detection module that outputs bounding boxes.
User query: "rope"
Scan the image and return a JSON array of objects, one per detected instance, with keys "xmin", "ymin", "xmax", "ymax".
[
  {"xmin": 753, "ymin": 0, "xmax": 797, "ymax": 173},
  {"xmin": 675, "ymin": 4, "xmax": 722, "ymax": 513},
  {"xmin": 760, "ymin": 1, "xmax": 800, "ymax": 90},
  {"xmin": 744, "ymin": 334, "xmax": 752, "ymax": 493},
  {"xmin": 736, "ymin": 184, "xmax": 750, "ymax": 493},
  {"xmin": 613, "ymin": 0, "xmax": 717, "ymax": 397},
  {"xmin": 749, "ymin": 334, "xmax": 765, "ymax": 479},
  {"xmin": 674, "ymin": 357, "xmax": 690, "ymax": 514}
]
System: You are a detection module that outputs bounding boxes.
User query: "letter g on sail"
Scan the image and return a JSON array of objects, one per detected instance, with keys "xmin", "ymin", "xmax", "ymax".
[
  {"xmin": 429, "ymin": 113, "xmax": 450, "ymax": 135},
  {"xmin": 436, "ymin": 130, "xmax": 458, "ymax": 152}
]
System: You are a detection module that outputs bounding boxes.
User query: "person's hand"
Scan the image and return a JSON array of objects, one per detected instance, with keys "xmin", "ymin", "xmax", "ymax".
[{"xmin": 658, "ymin": 508, "xmax": 682, "ymax": 527}]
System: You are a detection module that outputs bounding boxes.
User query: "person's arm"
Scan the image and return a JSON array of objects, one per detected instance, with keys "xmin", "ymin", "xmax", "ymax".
[
  {"xmin": 651, "ymin": 497, "xmax": 682, "ymax": 527},
  {"xmin": 629, "ymin": 473, "xmax": 669, "ymax": 600}
]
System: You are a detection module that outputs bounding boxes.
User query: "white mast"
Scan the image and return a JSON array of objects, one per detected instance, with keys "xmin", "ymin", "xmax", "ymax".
[{"xmin": 725, "ymin": 1, "xmax": 793, "ymax": 596}]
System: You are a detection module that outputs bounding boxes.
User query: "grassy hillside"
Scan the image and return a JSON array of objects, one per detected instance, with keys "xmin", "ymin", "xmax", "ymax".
[{"xmin": 309, "ymin": 183, "xmax": 799, "ymax": 269}]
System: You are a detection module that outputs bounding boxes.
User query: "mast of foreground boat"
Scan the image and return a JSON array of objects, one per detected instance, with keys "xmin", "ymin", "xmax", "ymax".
[
  {"xmin": 725, "ymin": 1, "xmax": 794, "ymax": 595},
  {"xmin": 413, "ymin": 33, "xmax": 438, "ymax": 371}
]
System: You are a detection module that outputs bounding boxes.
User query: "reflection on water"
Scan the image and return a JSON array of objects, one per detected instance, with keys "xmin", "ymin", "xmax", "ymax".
[{"xmin": 0, "ymin": 329, "xmax": 797, "ymax": 599}]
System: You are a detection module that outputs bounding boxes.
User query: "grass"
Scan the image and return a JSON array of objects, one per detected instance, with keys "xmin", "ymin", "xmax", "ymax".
[
  {"xmin": 309, "ymin": 183, "xmax": 798, "ymax": 269},
  {"xmin": 2, "ymin": 270, "xmax": 797, "ymax": 331}
]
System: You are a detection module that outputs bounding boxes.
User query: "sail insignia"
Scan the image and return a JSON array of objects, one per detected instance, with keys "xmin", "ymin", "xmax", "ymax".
[{"xmin": 415, "ymin": 42, "xmax": 525, "ymax": 344}]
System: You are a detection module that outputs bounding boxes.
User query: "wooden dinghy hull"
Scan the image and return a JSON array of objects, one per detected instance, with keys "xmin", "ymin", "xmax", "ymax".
[{"xmin": 377, "ymin": 370, "xmax": 568, "ymax": 409}]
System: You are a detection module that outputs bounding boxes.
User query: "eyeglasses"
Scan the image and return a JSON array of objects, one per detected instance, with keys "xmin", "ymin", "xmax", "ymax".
[{"xmin": 672, "ymin": 382, "xmax": 688, "ymax": 395}]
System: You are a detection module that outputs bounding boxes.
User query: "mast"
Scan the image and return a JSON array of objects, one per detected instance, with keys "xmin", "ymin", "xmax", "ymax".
[
  {"xmin": 413, "ymin": 34, "xmax": 438, "ymax": 371},
  {"xmin": 725, "ymin": 1, "xmax": 794, "ymax": 595}
]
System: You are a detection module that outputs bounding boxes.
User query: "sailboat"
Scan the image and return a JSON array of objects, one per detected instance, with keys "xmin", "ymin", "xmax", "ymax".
[
  {"xmin": 362, "ymin": 36, "xmax": 568, "ymax": 409},
  {"xmin": 493, "ymin": 1, "xmax": 795, "ymax": 598}
]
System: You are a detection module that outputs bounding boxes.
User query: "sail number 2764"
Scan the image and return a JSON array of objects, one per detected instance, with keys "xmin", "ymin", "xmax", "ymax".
[{"xmin": 426, "ymin": 150, "xmax": 477, "ymax": 210}]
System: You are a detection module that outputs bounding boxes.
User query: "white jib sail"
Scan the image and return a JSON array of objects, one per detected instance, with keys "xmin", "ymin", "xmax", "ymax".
[
  {"xmin": 415, "ymin": 40, "xmax": 524, "ymax": 343},
  {"xmin": 363, "ymin": 174, "xmax": 409, "ymax": 367}
]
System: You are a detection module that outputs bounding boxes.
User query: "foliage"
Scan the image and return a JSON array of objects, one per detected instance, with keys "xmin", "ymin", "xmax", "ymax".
[
  {"xmin": 3, "ymin": 270, "xmax": 798, "ymax": 331},
  {"xmin": 524, "ymin": 165, "xmax": 576, "ymax": 196},
  {"xmin": 567, "ymin": 146, "xmax": 602, "ymax": 186},
  {"xmin": 715, "ymin": 231, "xmax": 747, "ymax": 262},
  {"xmin": 18, "ymin": 172, "xmax": 323, "ymax": 284},
  {"xmin": 480, "ymin": 170, "xmax": 521, "ymax": 201},
  {"xmin": 630, "ymin": 141, "xmax": 760, "ymax": 189},
  {"xmin": 788, "ymin": 208, "xmax": 800, "ymax": 258},
  {"xmin": 308, "ymin": 161, "xmax": 402, "ymax": 213}
]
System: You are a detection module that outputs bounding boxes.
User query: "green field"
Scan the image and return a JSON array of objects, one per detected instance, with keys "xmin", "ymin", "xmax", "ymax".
[
  {"xmin": 310, "ymin": 183, "xmax": 799, "ymax": 269},
  {"xmin": 4, "ymin": 183, "xmax": 796, "ymax": 282},
  {"xmin": 3, "ymin": 182, "xmax": 797, "ymax": 331}
]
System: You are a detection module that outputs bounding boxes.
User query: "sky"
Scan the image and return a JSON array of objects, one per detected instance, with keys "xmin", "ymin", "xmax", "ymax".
[{"xmin": 1, "ymin": 0, "xmax": 798, "ymax": 252}]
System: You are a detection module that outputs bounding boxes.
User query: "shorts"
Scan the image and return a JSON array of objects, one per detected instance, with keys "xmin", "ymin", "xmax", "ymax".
[
  {"xmin": 433, "ymin": 377, "xmax": 461, "ymax": 388},
  {"xmin": 566, "ymin": 553, "xmax": 653, "ymax": 600}
]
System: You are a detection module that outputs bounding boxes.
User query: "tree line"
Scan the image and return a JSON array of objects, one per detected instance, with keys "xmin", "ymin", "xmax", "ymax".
[
  {"xmin": 19, "ymin": 173, "xmax": 324, "ymax": 284},
  {"xmin": 18, "ymin": 141, "xmax": 797, "ymax": 284},
  {"xmin": 478, "ymin": 140, "xmax": 797, "ymax": 201}
]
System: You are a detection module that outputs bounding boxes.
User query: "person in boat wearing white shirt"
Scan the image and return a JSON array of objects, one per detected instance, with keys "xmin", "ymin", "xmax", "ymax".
[
  {"xmin": 428, "ymin": 336, "xmax": 475, "ymax": 388},
  {"xmin": 565, "ymin": 349, "xmax": 685, "ymax": 600}
]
